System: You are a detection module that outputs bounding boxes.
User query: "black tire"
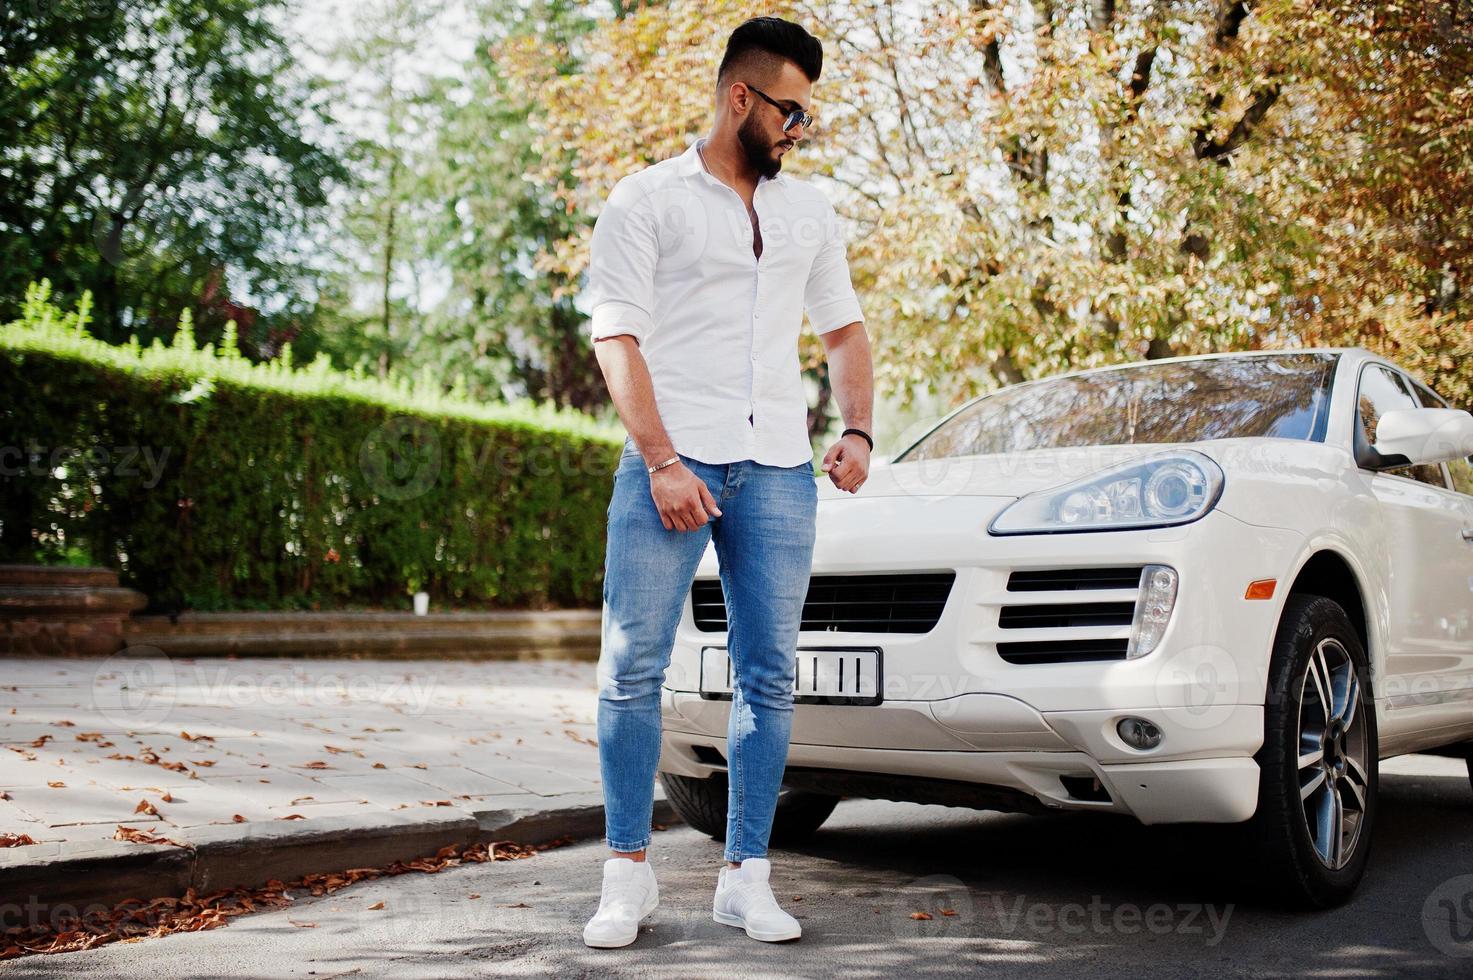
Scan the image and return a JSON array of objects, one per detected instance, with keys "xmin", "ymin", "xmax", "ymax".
[
  {"xmin": 659, "ymin": 770, "xmax": 840, "ymax": 845},
  {"xmin": 1245, "ymin": 594, "xmax": 1378, "ymax": 909}
]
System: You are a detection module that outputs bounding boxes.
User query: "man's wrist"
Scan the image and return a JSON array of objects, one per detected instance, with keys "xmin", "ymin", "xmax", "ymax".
[
  {"xmin": 637, "ymin": 442, "xmax": 677, "ymax": 467},
  {"xmin": 643, "ymin": 445, "xmax": 680, "ymax": 473},
  {"xmin": 841, "ymin": 427, "xmax": 874, "ymax": 452}
]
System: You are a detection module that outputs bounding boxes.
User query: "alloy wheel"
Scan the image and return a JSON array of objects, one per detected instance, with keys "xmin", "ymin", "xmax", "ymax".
[{"xmin": 1296, "ymin": 637, "xmax": 1370, "ymax": 870}]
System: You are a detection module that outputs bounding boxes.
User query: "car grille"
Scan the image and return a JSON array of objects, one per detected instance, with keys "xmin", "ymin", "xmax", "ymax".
[
  {"xmin": 994, "ymin": 566, "xmax": 1144, "ymax": 664},
  {"xmin": 690, "ymin": 572, "xmax": 956, "ymax": 634}
]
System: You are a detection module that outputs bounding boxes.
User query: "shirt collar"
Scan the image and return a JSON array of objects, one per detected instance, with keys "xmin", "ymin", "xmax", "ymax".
[{"xmin": 678, "ymin": 137, "xmax": 790, "ymax": 197}]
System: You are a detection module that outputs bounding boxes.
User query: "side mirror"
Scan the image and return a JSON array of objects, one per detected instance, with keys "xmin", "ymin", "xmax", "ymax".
[{"xmin": 1372, "ymin": 408, "xmax": 1473, "ymax": 468}]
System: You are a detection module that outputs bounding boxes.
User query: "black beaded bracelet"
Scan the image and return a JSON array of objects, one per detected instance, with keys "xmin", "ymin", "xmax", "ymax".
[{"xmin": 842, "ymin": 427, "xmax": 874, "ymax": 451}]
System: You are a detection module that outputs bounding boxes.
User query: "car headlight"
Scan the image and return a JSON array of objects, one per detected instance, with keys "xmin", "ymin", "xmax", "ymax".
[{"xmin": 988, "ymin": 450, "xmax": 1224, "ymax": 535}]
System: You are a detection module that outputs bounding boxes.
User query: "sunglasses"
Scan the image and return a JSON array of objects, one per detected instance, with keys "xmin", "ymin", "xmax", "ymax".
[{"xmin": 745, "ymin": 83, "xmax": 814, "ymax": 133}]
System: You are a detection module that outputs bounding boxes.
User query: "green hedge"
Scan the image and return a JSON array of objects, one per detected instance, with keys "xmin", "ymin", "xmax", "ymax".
[{"xmin": 0, "ymin": 282, "xmax": 624, "ymax": 611}]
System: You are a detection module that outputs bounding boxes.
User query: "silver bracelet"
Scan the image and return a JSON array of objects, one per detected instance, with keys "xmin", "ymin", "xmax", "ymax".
[{"xmin": 647, "ymin": 455, "xmax": 680, "ymax": 475}]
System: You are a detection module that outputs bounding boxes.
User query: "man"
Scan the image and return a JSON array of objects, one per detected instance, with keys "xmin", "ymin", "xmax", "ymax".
[{"xmin": 580, "ymin": 15, "xmax": 874, "ymax": 949}]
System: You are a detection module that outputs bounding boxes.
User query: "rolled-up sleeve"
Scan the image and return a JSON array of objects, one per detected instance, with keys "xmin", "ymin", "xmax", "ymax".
[
  {"xmin": 585, "ymin": 175, "xmax": 659, "ymax": 345},
  {"xmin": 804, "ymin": 200, "xmax": 864, "ymax": 335}
]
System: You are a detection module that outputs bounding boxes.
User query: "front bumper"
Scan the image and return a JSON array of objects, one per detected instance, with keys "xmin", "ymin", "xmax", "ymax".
[
  {"xmin": 660, "ymin": 693, "xmax": 1262, "ymax": 823},
  {"xmin": 657, "ymin": 507, "xmax": 1305, "ymax": 825}
]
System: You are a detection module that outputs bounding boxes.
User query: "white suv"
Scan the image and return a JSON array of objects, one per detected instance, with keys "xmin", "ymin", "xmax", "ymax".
[{"xmin": 656, "ymin": 348, "xmax": 1473, "ymax": 908}]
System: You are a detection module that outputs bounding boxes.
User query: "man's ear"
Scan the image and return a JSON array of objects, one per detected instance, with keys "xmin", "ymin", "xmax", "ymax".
[{"xmin": 724, "ymin": 79, "xmax": 750, "ymax": 117}]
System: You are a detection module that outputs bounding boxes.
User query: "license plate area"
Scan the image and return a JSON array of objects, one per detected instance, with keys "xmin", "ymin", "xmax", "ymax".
[{"xmin": 698, "ymin": 646, "xmax": 883, "ymax": 706}]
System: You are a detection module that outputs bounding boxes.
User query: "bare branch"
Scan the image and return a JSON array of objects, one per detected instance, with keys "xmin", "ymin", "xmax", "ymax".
[{"xmin": 1194, "ymin": 84, "xmax": 1281, "ymax": 163}]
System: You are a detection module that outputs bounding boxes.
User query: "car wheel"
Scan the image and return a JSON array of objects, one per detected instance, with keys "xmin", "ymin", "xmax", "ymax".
[
  {"xmin": 659, "ymin": 771, "xmax": 840, "ymax": 845},
  {"xmin": 1247, "ymin": 594, "xmax": 1378, "ymax": 909}
]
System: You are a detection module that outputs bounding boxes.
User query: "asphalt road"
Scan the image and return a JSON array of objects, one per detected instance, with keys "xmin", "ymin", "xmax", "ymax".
[{"xmin": 8, "ymin": 754, "xmax": 1473, "ymax": 978}]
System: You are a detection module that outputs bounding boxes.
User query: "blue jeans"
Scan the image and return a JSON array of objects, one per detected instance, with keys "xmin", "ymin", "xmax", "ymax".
[{"xmin": 596, "ymin": 439, "xmax": 818, "ymax": 862}]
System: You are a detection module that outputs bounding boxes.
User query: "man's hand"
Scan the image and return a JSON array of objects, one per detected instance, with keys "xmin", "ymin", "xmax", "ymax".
[
  {"xmin": 821, "ymin": 433, "xmax": 870, "ymax": 493},
  {"xmin": 650, "ymin": 462, "xmax": 723, "ymax": 531}
]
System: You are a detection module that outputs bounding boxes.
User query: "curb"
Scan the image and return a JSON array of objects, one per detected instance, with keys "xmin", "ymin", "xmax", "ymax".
[
  {"xmin": 0, "ymin": 796, "xmax": 679, "ymax": 925},
  {"xmin": 121, "ymin": 610, "xmax": 603, "ymax": 661}
]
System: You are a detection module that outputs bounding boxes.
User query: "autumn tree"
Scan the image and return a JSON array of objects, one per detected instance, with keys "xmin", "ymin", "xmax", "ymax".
[{"xmin": 500, "ymin": 0, "xmax": 1473, "ymax": 415}]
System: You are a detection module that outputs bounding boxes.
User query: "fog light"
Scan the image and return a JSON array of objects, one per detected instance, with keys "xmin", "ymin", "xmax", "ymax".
[
  {"xmin": 1126, "ymin": 564, "xmax": 1178, "ymax": 658},
  {"xmin": 1117, "ymin": 716, "xmax": 1163, "ymax": 750}
]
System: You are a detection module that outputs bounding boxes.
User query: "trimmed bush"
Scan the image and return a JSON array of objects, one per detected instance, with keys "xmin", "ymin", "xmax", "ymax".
[{"xmin": 0, "ymin": 282, "xmax": 624, "ymax": 611}]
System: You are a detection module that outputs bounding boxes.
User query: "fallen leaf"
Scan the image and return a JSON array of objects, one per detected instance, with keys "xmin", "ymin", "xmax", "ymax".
[
  {"xmin": 0, "ymin": 810, "xmax": 575, "ymax": 961},
  {"xmin": 114, "ymin": 825, "xmax": 185, "ymax": 847},
  {"xmin": 367, "ymin": 902, "xmax": 385, "ymax": 911},
  {"xmin": 0, "ymin": 833, "xmax": 38, "ymax": 848},
  {"xmin": 299, "ymin": 761, "xmax": 332, "ymax": 770},
  {"xmin": 278, "ymin": 814, "xmax": 307, "ymax": 820},
  {"xmin": 134, "ymin": 799, "xmax": 160, "ymax": 816},
  {"xmin": 46, "ymin": 781, "xmax": 65, "ymax": 788},
  {"xmin": 910, "ymin": 911, "xmax": 933, "ymax": 920}
]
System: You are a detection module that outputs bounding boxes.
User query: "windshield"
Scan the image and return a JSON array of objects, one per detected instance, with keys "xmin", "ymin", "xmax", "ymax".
[{"xmin": 896, "ymin": 353, "xmax": 1339, "ymax": 462}]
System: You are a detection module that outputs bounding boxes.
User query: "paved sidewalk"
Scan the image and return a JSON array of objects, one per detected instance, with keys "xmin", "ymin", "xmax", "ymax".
[{"xmin": 0, "ymin": 655, "xmax": 625, "ymax": 849}]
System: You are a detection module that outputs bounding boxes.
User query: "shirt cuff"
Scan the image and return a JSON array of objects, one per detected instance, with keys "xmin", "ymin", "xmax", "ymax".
[
  {"xmin": 808, "ymin": 295, "xmax": 864, "ymax": 335},
  {"xmin": 590, "ymin": 301, "xmax": 654, "ymax": 344}
]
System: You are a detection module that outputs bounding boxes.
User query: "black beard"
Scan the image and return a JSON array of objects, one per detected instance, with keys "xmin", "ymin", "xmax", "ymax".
[{"xmin": 738, "ymin": 113, "xmax": 783, "ymax": 179}]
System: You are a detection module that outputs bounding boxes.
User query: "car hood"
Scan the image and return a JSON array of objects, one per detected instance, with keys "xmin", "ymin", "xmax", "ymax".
[{"xmin": 821, "ymin": 443, "xmax": 1189, "ymax": 500}]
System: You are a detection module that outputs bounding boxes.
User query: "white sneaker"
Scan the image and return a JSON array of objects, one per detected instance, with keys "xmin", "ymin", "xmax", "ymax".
[
  {"xmin": 583, "ymin": 857, "xmax": 659, "ymax": 948},
  {"xmin": 712, "ymin": 857, "xmax": 801, "ymax": 942}
]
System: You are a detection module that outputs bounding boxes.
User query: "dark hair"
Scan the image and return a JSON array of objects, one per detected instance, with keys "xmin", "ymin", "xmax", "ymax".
[{"xmin": 716, "ymin": 16, "xmax": 822, "ymax": 91}]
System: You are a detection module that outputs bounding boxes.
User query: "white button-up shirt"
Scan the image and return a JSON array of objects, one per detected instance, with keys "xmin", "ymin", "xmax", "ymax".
[{"xmin": 583, "ymin": 137, "xmax": 865, "ymax": 467}]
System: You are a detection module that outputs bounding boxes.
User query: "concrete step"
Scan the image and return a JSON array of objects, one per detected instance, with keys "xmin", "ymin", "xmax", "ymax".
[{"xmin": 124, "ymin": 610, "xmax": 603, "ymax": 660}]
